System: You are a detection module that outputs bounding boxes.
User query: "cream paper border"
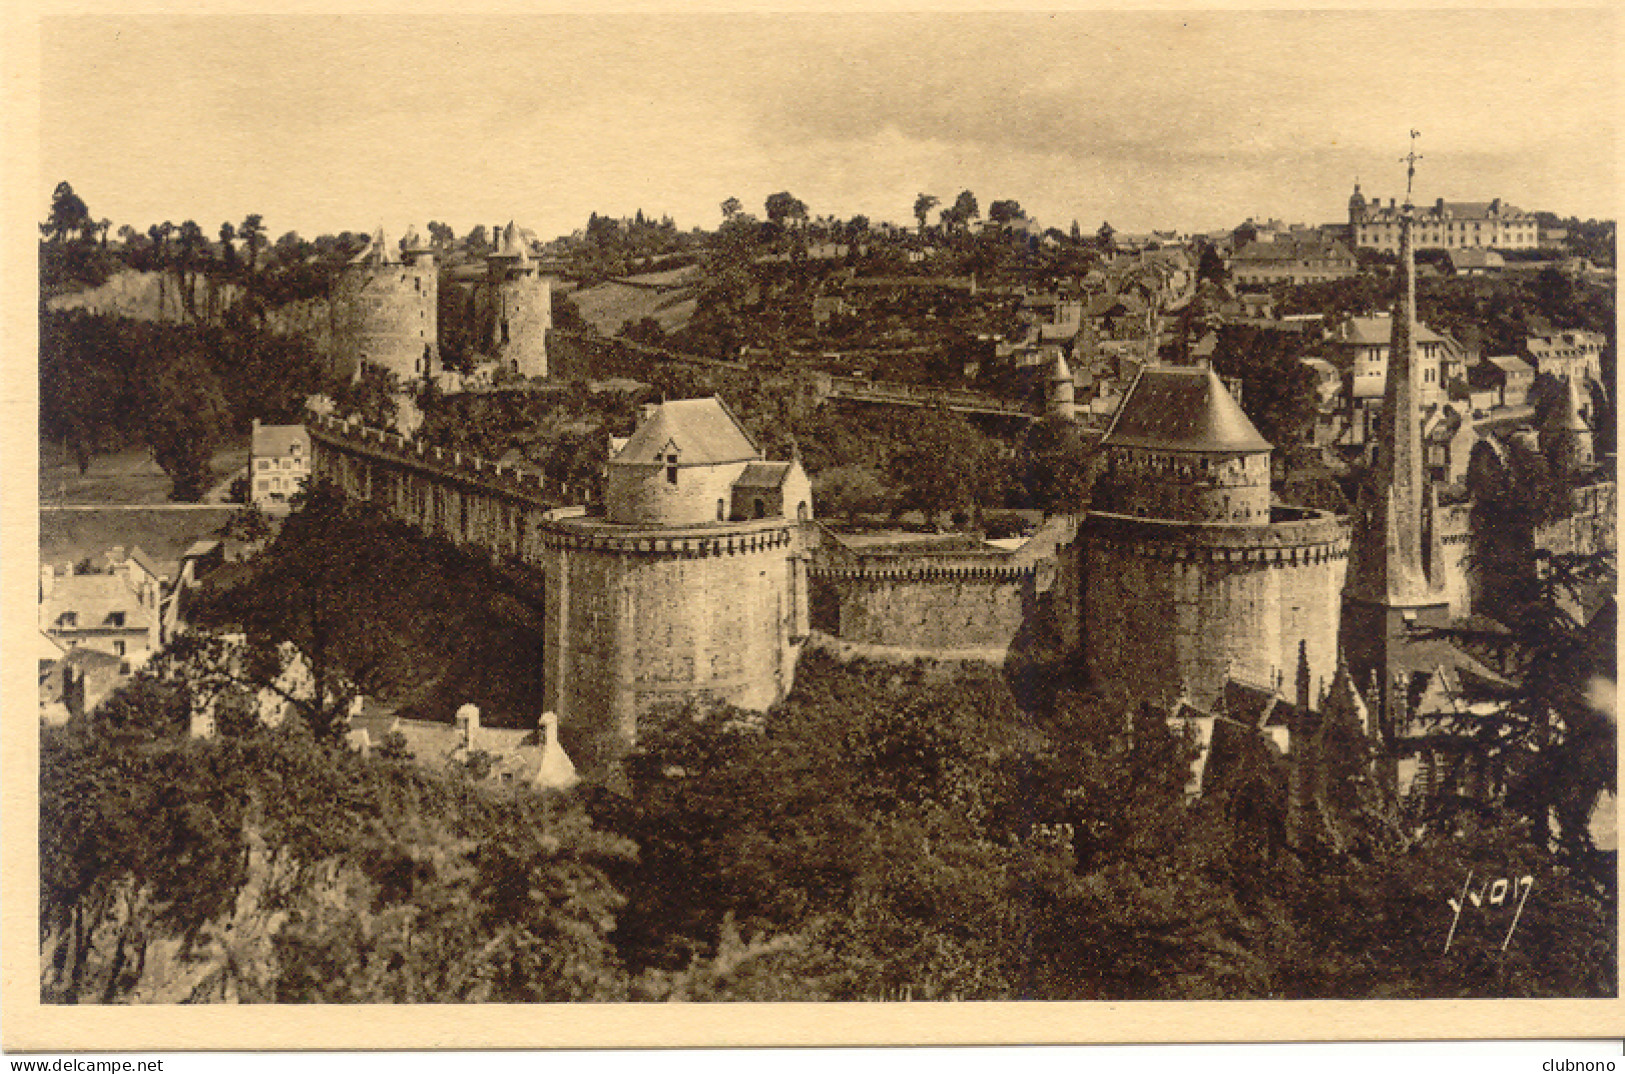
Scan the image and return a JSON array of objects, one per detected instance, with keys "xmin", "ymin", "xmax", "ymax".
[{"xmin": 4, "ymin": 1, "xmax": 1622, "ymax": 1052}]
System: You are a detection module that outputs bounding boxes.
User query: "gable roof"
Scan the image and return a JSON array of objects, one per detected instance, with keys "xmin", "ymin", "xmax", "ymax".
[
  {"xmin": 609, "ymin": 397, "xmax": 761, "ymax": 467},
  {"xmin": 253, "ymin": 423, "xmax": 310, "ymax": 458},
  {"xmin": 41, "ymin": 573, "xmax": 155, "ymax": 633},
  {"xmin": 733, "ymin": 461, "xmax": 793, "ymax": 489},
  {"xmin": 1339, "ymin": 315, "xmax": 1448, "ymax": 347},
  {"xmin": 1103, "ymin": 365, "xmax": 1272, "ymax": 453}
]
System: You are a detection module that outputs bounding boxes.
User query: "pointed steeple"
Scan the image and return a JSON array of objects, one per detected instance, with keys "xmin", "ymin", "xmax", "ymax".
[{"xmin": 533, "ymin": 711, "xmax": 579, "ymax": 791}]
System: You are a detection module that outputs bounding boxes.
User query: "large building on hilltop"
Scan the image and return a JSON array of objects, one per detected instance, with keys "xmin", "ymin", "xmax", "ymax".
[
  {"xmin": 1077, "ymin": 364, "xmax": 1349, "ymax": 709},
  {"xmin": 539, "ymin": 397, "xmax": 814, "ymax": 769},
  {"xmin": 331, "ymin": 227, "xmax": 438, "ymax": 384},
  {"xmin": 1348, "ymin": 183, "xmax": 1538, "ymax": 252}
]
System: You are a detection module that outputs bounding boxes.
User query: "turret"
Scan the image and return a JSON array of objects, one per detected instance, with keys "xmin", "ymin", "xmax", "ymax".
[
  {"xmin": 1047, "ymin": 353, "xmax": 1076, "ymax": 422},
  {"xmin": 1348, "ymin": 182, "xmax": 1368, "ymax": 226}
]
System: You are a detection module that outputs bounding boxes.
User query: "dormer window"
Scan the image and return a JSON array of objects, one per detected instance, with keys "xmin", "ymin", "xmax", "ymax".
[
  {"xmin": 107, "ymin": 612, "xmax": 125, "ymax": 628},
  {"xmin": 666, "ymin": 453, "xmax": 679, "ymax": 485},
  {"xmin": 58, "ymin": 612, "xmax": 77, "ymax": 629}
]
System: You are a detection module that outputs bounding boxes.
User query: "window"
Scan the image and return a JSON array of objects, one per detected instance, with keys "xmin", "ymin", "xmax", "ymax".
[
  {"xmin": 665, "ymin": 453, "xmax": 678, "ymax": 485},
  {"xmin": 58, "ymin": 612, "xmax": 77, "ymax": 629},
  {"xmin": 717, "ymin": 499, "xmax": 726, "ymax": 521},
  {"xmin": 113, "ymin": 640, "xmax": 126, "ymax": 656},
  {"xmin": 258, "ymin": 460, "xmax": 271, "ymax": 470},
  {"xmin": 754, "ymin": 498, "xmax": 766, "ymax": 519},
  {"xmin": 107, "ymin": 612, "xmax": 125, "ymax": 628}
]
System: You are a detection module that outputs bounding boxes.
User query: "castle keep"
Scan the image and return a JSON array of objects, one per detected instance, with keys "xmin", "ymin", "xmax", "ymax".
[
  {"xmin": 1077, "ymin": 366, "xmax": 1348, "ymax": 708},
  {"xmin": 331, "ymin": 227, "xmax": 438, "ymax": 383},
  {"xmin": 471, "ymin": 222, "xmax": 550, "ymax": 379}
]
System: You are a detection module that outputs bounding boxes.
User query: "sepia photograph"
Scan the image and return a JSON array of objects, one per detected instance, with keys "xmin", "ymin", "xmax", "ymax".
[{"xmin": 9, "ymin": 4, "xmax": 1620, "ymax": 1049}]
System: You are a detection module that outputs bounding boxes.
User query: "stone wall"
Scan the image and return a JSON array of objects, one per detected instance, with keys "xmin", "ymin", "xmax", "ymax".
[
  {"xmin": 1079, "ymin": 508, "xmax": 1349, "ymax": 708},
  {"xmin": 541, "ymin": 519, "xmax": 807, "ymax": 768},
  {"xmin": 310, "ymin": 414, "xmax": 812, "ymax": 771},
  {"xmin": 807, "ymin": 516, "xmax": 1075, "ymax": 655},
  {"xmin": 605, "ymin": 460, "xmax": 752, "ymax": 526},
  {"xmin": 331, "ymin": 262, "xmax": 437, "ymax": 383}
]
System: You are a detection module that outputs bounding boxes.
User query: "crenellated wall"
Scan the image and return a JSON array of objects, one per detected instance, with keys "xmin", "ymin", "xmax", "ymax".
[
  {"xmin": 806, "ymin": 517, "xmax": 1075, "ymax": 654},
  {"xmin": 309, "ymin": 412, "xmax": 811, "ymax": 771},
  {"xmin": 1079, "ymin": 507, "xmax": 1349, "ymax": 709}
]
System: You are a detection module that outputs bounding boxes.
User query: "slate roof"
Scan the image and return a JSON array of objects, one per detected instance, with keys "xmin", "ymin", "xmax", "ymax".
[
  {"xmin": 1230, "ymin": 238, "xmax": 1354, "ymax": 263},
  {"xmin": 42, "ymin": 573, "xmax": 155, "ymax": 633},
  {"xmin": 609, "ymin": 397, "xmax": 761, "ymax": 467},
  {"xmin": 733, "ymin": 461, "xmax": 793, "ymax": 489},
  {"xmin": 1103, "ymin": 365, "xmax": 1272, "ymax": 453},
  {"xmin": 252, "ymin": 423, "xmax": 310, "ymax": 458},
  {"xmin": 1339, "ymin": 315, "xmax": 1449, "ymax": 347}
]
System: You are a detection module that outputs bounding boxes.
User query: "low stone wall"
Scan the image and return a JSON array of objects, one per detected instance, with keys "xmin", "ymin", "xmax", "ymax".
[{"xmin": 807, "ymin": 517, "xmax": 1075, "ymax": 654}]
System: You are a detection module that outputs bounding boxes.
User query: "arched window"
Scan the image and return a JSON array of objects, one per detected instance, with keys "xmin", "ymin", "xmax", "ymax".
[{"xmin": 797, "ymin": 501, "xmax": 809, "ymax": 521}]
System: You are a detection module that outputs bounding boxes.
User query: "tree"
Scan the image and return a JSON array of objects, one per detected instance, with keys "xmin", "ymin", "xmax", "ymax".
[
  {"xmin": 1209, "ymin": 325, "xmax": 1318, "ymax": 454},
  {"xmin": 719, "ymin": 197, "xmax": 743, "ymax": 222},
  {"xmin": 1097, "ymin": 221, "xmax": 1116, "ymax": 252},
  {"xmin": 886, "ymin": 407, "xmax": 997, "ymax": 527},
  {"xmin": 426, "ymin": 221, "xmax": 456, "ymax": 249},
  {"xmin": 987, "ymin": 200, "xmax": 1025, "ymax": 226},
  {"xmin": 340, "ymin": 362, "xmax": 401, "ymax": 430},
  {"xmin": 142, "ymin": 346, "xmax": 229, "ymax": 501},
  {"xmin": 41, "ymin": 181, "xmax": 92, "ymax": 243},
  {"xmin": 913, "ymin": 194, "xmax": 939, "ymax": 234},
  {"xmin": 1431, "ymin": 551, "xmax": 1617, "ymax": 878},
  {"xmin": 239, "ymin": 214, "xmax": 266, "ymax": 274},
  {"xmin": 1014, "ymin": 418, "xmax": 1095, "ymax": 515},
  {"xmin": 949, "ymin": 190, "xmax": 979, "ymax": 232},
  {"xmin": 764, "ymin": 191, "xmax": 808, "ymax": 229},
  {"xmin": 217, "ymin": 222, "xmax": 239, "ymax": 274},
  {"xmin": 465, "ymin": 224, "xmax": 490, "ymax": 253},
  {"xmin": 813, "ymin": 465, "xmax": 885, "ymax": 525}
]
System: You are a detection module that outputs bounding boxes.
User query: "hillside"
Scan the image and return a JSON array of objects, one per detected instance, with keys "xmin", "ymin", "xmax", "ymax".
[{"xmin": 565, "ymin": 265, "xmax": 699, "ymax": 337}]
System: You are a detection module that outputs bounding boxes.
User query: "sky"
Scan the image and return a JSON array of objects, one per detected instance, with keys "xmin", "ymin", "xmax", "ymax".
[{"xmin": 37, "ymin": 10, "xmax": 1620, "ymax": 243}]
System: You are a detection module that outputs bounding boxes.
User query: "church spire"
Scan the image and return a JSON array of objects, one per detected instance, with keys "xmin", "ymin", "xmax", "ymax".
[{"xmin": 1340, "ymin": 134, "xmax": 1453, "ymax": 722}]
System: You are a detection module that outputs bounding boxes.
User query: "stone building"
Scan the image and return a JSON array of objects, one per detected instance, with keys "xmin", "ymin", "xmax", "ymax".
[
  {"xmin": 472, "ymin": 221, "xmax": 550, "ymax": 379},
  {"xmin": 1348, "ymin": 184, "xmax": 1538, "ymax": 252},
  {"xmin": 1076, "ymin": 364, "xmax": 1349, "ymax": 709},
  {"xmin": 331, "ymin": 226, "xmax": 438, "ymax": 384},
  {"xmin": 539, "ymin": 397, "xmax": 814, "ymax": 769},
  {"xmin": 249, "ymin": 419, "xmax": 310, "ymax": 515}
]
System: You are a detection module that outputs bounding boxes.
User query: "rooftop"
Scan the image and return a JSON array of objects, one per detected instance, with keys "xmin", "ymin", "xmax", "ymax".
[
  {"xmin": 609, "ymin": 396, "xmax": 761, "ymax": 467},
  {"xmin": 1102, "ymin": 365, "xmax": 1272, "ymax": 454},
  {"xmin": 252, "ymin": 422, "xmax": 310, "ymax": 458}
]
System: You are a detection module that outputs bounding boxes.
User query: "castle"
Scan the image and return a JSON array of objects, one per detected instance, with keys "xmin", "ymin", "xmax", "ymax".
[
  {"xmin": 308, "ymin": 188, "xmax": 1610, "ymax": 800},
  {"xmin": 332, "ymin": 222, "xmax": 550, "ymax": 386}
]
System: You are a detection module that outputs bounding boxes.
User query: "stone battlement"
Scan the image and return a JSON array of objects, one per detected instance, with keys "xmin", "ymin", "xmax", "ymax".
[
  {"xmin": 307, "ymin": 411, "xmax": 554, "ymax": 503},
  {"xmin": 1080, "ymin": 508, "xmax": 1350, "ymax": 564}
]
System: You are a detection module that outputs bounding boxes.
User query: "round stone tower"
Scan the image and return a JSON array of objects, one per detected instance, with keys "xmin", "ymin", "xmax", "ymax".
[
  {"xmin": 484, "ymin": 221, "xmax": 551, "ymax": 379},
  {"xmin": 1078, "ymin": 365, "xmax": 1349, "ymax": 708},
  {"xmin": 539, "ymin": 397, "xmax": 813, "ymax": 771},
  {"xmin": 333, "ymin": 226, "xmax": 438, "ymax": 384},
  {"xmin": 1046, "ymin": 353, "xmax": 1076, "ymax": 422}
]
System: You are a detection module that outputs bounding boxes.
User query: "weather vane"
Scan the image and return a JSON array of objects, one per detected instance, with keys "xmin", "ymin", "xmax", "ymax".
[{"xmin": 1401, "ymin": 129, "xmax": 1423, "ymax": 204}]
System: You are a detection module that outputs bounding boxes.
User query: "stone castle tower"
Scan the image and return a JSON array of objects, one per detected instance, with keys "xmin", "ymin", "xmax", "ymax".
[
  {"xmin": 1077, "ymin": 364, "xmax": 1349, "ymax": 708},
  {"xmin": 1340, "ymin": 191, "xmax": 1454, "ymax": 719},
  {"xmin": 332, "ymin": 227, "xmax": 438, "ymax": 384},
  {"xmin": 539, "ymin": 397, "xmax": 814, "ymax": 769},
  {"xmin": 477, "ymin": 221, "xmax": 551, "ymax": 379}
]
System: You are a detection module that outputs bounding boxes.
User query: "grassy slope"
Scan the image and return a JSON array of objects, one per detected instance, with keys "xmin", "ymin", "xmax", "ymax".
[{"xmin": 566, "ymin": 266, "xmax": 698, "ymax": 336}]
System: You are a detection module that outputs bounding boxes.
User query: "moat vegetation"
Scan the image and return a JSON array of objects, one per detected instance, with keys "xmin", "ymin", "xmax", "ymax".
[{"xmin": 41, "ymin": 491, "xmax": 1618, "ymax": 1001}]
